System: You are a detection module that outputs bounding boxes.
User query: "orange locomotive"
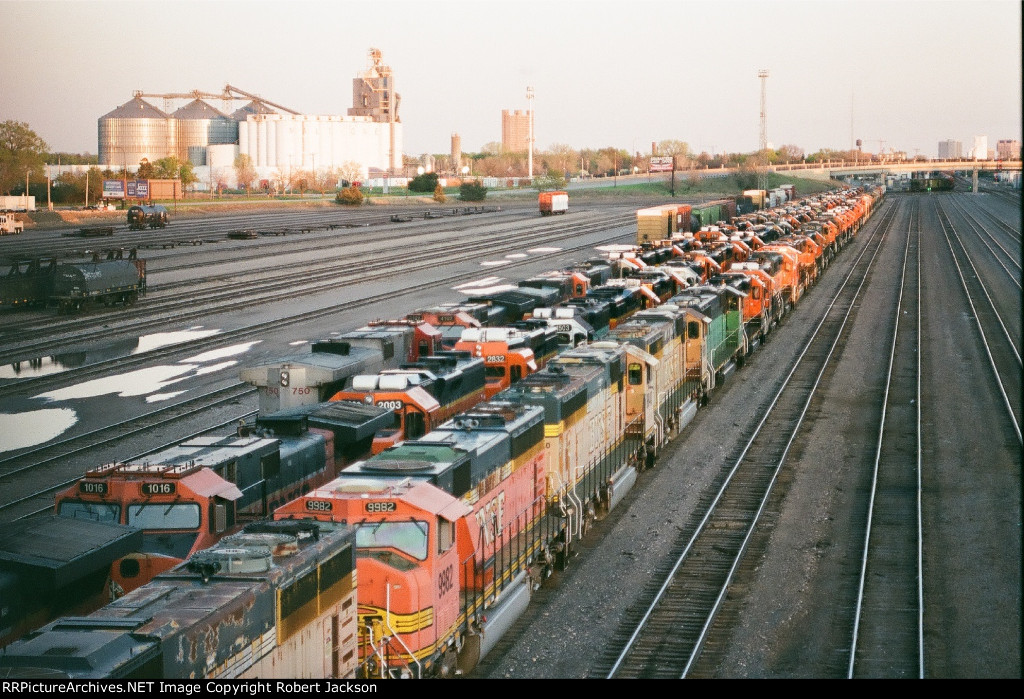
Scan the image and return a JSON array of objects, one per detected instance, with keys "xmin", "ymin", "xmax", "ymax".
[
  {"xmin": 329, "ymin": 350, "xmax": 487, "ymax": 453},
  {"xmin": 55, "ymin": 425, "xmax": 333, "ymax": 596},
  {"xmin": 53, "ymin": 403, "xmax": 395, "ymax": 598},
  {"xmin": 275, "ymin": 400, "xmax": 548, "ymax": 678},
  {"xmin": 453, "ymin": 327, "xmax": 541, "ymax": 398}
]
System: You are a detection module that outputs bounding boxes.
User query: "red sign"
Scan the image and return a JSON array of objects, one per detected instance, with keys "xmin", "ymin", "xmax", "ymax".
[{"xmin": 650, "ymin": 156, "xmax": 673, "ymax": 172}]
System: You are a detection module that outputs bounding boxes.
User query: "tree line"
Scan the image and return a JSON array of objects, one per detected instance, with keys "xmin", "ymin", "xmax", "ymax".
[{"xmin": 1, "ymin": 119, "xmax": 876, "ymax": 204}]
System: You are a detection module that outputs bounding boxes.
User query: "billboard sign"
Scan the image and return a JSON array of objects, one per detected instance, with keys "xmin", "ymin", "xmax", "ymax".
[
  {"xmin": 103, "ymin": 179, "xmax": 125, "ymax": 199},
  {"xmin": 650, "ymin": 156, "xmax": 674, "ymax": 172},
  {"xmin": 124, "ymin": 180, "xmax": 150, "ymax": 199}
]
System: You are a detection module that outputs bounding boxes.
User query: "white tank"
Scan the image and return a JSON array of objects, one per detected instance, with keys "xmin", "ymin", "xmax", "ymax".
[
  {"xmin": 257, "ymin": 119, "xmax": 268, "ymax": 168},
  {"xmin": 265, "ymin": 116, "xmax": 276, "ymax": 168},
  {"xmin": 207, "ymin": 144, "xmax": 238, "ymax": 170}
]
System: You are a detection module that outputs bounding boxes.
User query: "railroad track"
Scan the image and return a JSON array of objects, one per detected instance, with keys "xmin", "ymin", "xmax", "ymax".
[
  {"xmin": 846, "ymin": 197, "xmax": 924, "ymax": 677},
  {"xmin": 591, "ymin": 199, "xmax": 901, "ymax": 679},
  {"xmin": 934, "ymin": 199, "xmax": 1022, "ymax": 439},
  {"xmin": 0, "ymin": 213, "xmax": 636, "ymax": 387},
  {"xmin": 0, "ymin": 219, "xmax": 638, "ymax": 520},
  {"xmin": 0, "ymin": 208, "xmax": 623, "ymax": 353}
]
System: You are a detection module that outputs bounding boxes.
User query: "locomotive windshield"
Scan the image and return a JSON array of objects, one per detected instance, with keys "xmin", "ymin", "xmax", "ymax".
[
  {"xmin": 58, "ymin": 500, "xmax": 120, "ymax": 523},
  {"xmin": 356, "ymin": 520, "xmax": 428, "ymax": 560},
  {"xmin": 127, "ymin": 502, "xmax": 201, "ymax": 530}
]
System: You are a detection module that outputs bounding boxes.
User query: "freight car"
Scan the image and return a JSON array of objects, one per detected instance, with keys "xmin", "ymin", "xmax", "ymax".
[
  {"xmin": 126, "ymin": 204, "xmax": 168, "ymax": 229},
  {"xmin": 1, "ymin": 249, "xmax": 146, "ymax": 312},
  {"xmin": 10, "ymin": 185, "xmax": 885, "ymax": 679},
  {"xmin": 538, "ymin": 190, "xmax": 568, "ymax": 215},
  {"xmin": 0, "ymin": 521, "xmax": 358, "ymax": 680},
  {"xmin": 0, "ymin": 257, "xmax": 56, "ymax": 308}
]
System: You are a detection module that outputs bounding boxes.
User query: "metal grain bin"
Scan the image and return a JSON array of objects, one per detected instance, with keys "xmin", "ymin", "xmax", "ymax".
[{"xmin": 98, "ymin": 96, "xmax": 175, "ymax": 170}]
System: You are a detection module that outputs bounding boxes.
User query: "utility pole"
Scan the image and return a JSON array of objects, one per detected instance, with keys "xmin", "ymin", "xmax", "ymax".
[
  {"xmin": 758, "ymin": 69, "xmax": 769, "ymax": 192},
  {"xmin": 758, "ymin": 69, "xmax": 769, "ymax": 152},
  {"xmin": 526, "ymin": 86, "xmax": 534, "ymax": 180}
]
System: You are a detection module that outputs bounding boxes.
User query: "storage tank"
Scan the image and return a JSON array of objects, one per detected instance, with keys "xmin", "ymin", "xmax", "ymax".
[
  {"xmin": 172, "ymin": 99, "xmax": 237, "ymax": 166},
  {"xmin": 98, "ymin": 96, "xmax": 175, "ymax": 170},
  {"xmin": 207, "ymin": 143, "xmax": 239, "ymax": 172}
]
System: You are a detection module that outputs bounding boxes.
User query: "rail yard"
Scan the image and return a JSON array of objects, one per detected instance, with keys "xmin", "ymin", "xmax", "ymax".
[{"xmin": 0, "ymin": 182, "xmax": 1018, "ymax": 679}]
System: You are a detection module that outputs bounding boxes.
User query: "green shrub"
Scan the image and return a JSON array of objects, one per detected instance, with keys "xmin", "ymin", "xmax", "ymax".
[
  {"xmin": 335, "ymin": 186, "xmax": 364, "ymax": 205},
  {"xmin": 459, "ymin": 180, "xmax": 487, "ymax": 202},
  {"xmin": 408, "ymin": 172, "xmax": 440, "ymax": 193}
]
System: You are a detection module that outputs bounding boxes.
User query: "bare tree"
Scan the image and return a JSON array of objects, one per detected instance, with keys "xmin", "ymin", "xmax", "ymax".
[
  {"xmin": 778, "ymin": 144, "xmax": 804, "ymax": 163},
  {"xmin": 234, "ymin": 154, "xmax": 257, "ymax": 195},
  {"xmin": 337, "ymin": 161, "xmax": 364, "ymax": 186},
  {"xmin": 544, "ymin": 143, "xmax": 577, "ymax": 175}
]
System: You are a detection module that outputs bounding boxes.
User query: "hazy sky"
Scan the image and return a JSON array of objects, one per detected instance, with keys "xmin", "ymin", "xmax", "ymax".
[{"xmin": 2, "ymin": 0, "xmax": 1020, "ymax": 158}]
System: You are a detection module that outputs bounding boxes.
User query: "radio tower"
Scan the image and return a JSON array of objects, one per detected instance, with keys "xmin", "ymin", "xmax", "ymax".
[
  {"xmin": 758, "ymin": 69, "xmax": 769, "ymax": 191},
  {"xmin": 758, "ymin": 69, "xmax": 769, "ymax": 152}
]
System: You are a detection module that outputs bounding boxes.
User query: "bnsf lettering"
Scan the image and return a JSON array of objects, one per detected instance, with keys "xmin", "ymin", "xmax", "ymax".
[
  {"xmin": 485, "ymin": 355, "xmax": 506, "ymax": 363},
  {"xmin": 365, "ymin": 501, "xmax": 396, "ymax": 513},
  {"xmin": 141, "ymin": 482, "xmax": 175, "ymax": 495},
  {"xmin": 474, "ymin": 491, "xmax": 506, "ymax": 545},
  {"xmin": 376, "ymin": 400, "xmax": 405, "ymax": 411},
  {"xmin": 79, "ymin": 482, "xmax": 107, "ymax": 494},
  {"xmin": 437, "ymin": 564, "xmax": 454, "ymax": 597},
  {"xmin": 305, "ymin": 500, "xmax": 333, "ymax": 512}
]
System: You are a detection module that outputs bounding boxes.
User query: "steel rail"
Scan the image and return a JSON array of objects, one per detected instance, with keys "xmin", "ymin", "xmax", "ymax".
[
  {"xmin": 933, "ymin": 199, "xmax": 1019, "ymax": 440},
  {"xmin": 847, "ymin": 198, "xmax": 924, "ymax": 678},
  {"xmin": 944, "ymin": 196, "xmax": 1022, "ymax": 284},
  {"xmin": 601, "ymin": 198, "xmax": 899, "ymax": 678},
  {"xmin": 0, "ymin": 411, "xmax": 259, "ymax": 522}
]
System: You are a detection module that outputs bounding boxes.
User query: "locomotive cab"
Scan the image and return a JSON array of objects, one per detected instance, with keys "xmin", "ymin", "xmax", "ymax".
[
  {"xmin": 276, "ymin": 478, "xmax": 472, "ymax": 679},
  {"xmin": 54, "ymin": 462, "xmax": 243, "ymax": 596}
]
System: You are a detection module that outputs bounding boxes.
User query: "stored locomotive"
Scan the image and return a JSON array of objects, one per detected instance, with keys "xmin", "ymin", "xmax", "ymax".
[
  {"xmin": 50, "ymin": 400, "xmax": 393, "ymax": 599},
  {"xmin": 1, "ymin": 185, "xmax": 885, "ymax": 679},
  {"xmin": 0, "ymin": 521, "xmax": 358, "ymax": 679}
]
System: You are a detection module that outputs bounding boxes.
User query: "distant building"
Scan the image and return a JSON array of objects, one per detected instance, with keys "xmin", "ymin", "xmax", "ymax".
[
  {"xmin": 98, "ymin": 48, "xmax": 402, "ymax": 187},
  {"xmin": 938, "ymin": 139, "xmax": 962, "ymax": 159},
  {"xmin": 502, "ymin": 109, "xmax": 531, "ymax": 153},
  {"xmin": 996, "ymin": 139, "xmax": 1021, "ymax": 159},
  {"xmin": 972, "ymin": 135, "xmax": 988, "ymax": 160},
  {"xmin": 451, "ymin": 133, "xmax": 462, "ymax": 173}
]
